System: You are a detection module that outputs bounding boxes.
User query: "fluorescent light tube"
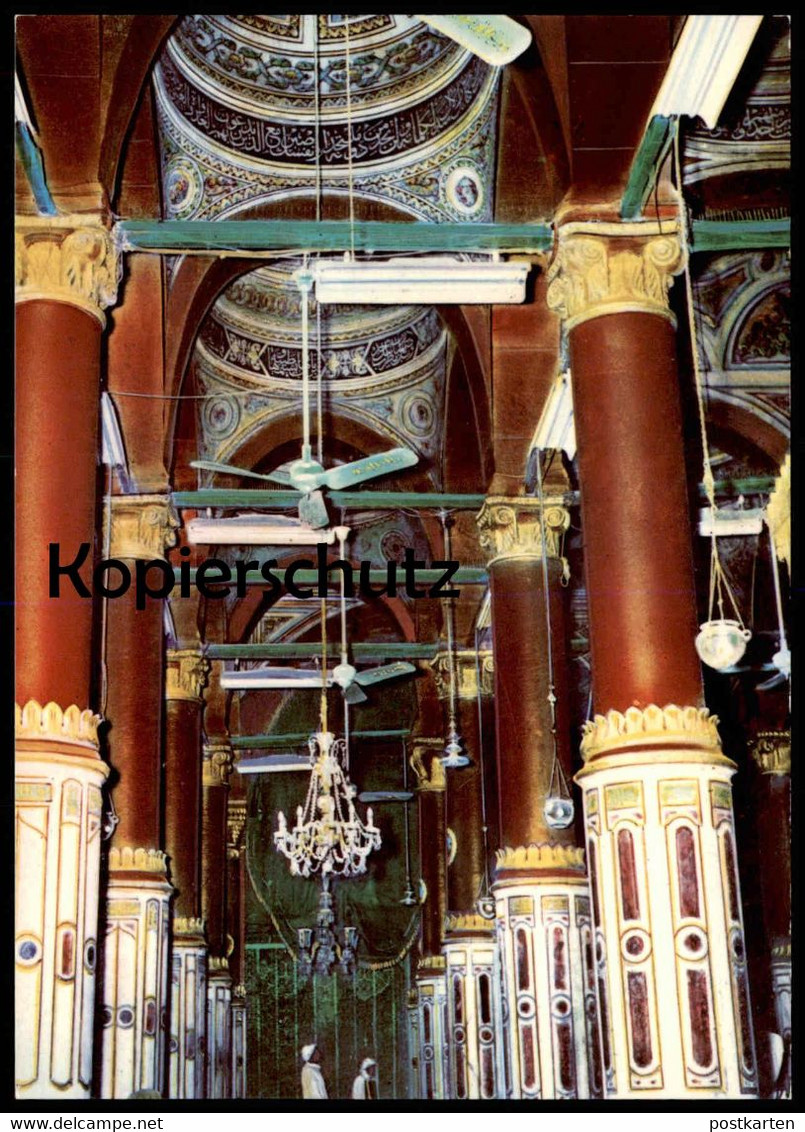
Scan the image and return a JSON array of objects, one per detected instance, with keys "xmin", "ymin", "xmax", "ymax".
[
  {"xmin": 698, "ymin": 507, "xmax": 764, "ymax": 537},
  {"xmin": 220, "ymin": 667, "xmax": 334, "ymax": 690},
  {"xmin": 186, "ymin": 514, "xmax": 341, "ymax": 546},
  {"xmin": 236, "ymin": 755, "xmax": 311, "ymax": 774},
  {"xmin": 314, "ymin": 257, "xmax": 529, "ymax": 305}
]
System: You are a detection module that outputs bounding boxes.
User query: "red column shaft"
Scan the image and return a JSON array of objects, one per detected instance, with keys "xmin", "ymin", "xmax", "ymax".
[
  {"xmin": 569, "ymin": 312, "xmax": 703, "ymax": 714},
  {"xmin": 489, "ymin": 557, "xmax": 574, "ymax": 849},
  {"xmin": 446, "ymin": 699, "xmax": 486, "ymax": 913},
  {"xmin": 164, "ymin": 700, "xmax": 202, "ymax": 918},
  {"xmin": 105, "ymin": 582, "xmax": 163, "ymax": 847},
  {"xmin": 418, "ymin": 787, "xmax": 447, "ymax": 958},
  {"xmin": 201, "ymin": 779, "xmax": 229, "ymax": 958},
  {"xmin": 16, "ymin": 301, "xmax": 101, "ymax": 709}
]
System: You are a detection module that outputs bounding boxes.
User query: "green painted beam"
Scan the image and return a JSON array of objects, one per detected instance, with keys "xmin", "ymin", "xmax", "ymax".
[
  {"xmin": 172, "ymin": 489, "xmax": 490, "ymax": 510},
  {"xmin": 621, "ymin": 115, "xmax": 675, "ymax": 221},
  {"xmin": 176, "ymin": 566, "xmax": 488, "ymax": 586},
  {"xmin": 233, "ymin": 729, "xmax": 410, "ymax": 749},
  {"xmin": 703, "ymin": 475, "xmax": 776, "ymax": 498},
  {"xmin": 208, "ymin": 642, "xmax": 437, "ymax": 660},
  {"xmin": 690, "ymin": 218, "xmax": 790, "ymax": 252},
  {"xmin": 117, "ymin": 219, "xmax": 553, "ymax": 255}
]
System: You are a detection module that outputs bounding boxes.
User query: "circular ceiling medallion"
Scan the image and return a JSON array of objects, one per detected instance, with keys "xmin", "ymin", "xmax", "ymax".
[
  {"xmin": 165, "ymin": 156, "xmax": 203, "ymax": 217},
  {"xmin": 445, "ymin": 163, "xmax": 484, "ymax": 216}
]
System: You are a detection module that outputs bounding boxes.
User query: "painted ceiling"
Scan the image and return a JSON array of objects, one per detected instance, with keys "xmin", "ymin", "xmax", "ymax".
[
  {"xmin": 193, "ymin": 261, "xmax": 448, "ymax": 480},
  {"xmin": 154, "ymin": 14, "xmax": 501, "ymax": 222}
]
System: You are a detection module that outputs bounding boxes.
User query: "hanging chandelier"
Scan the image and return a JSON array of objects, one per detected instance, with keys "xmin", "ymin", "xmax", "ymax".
[{"xmin": 274, "ymin": 730, "xmax": 381, "ymax": 879}]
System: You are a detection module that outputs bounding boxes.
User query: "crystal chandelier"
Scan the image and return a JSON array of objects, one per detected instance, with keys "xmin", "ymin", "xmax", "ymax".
[{"xmin": 274, "ymin": 730, "xmax": 381, "ymax": 878}]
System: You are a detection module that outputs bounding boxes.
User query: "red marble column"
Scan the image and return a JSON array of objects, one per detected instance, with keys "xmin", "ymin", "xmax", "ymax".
[
  {"xmin": 547, "ymin": 224, "xmax": 758, "ymax": 1098},
  {"xmin": 15, "ymin": 215, "xmax": 120, "ymax": 1099},
  {"xmin": 411, "ymin": 739, "xmax": 447, "ymax": 960},
  {"xmin": 202, "ymin": 737, "xmax": 234, "ymax": 1100},
  {"xmin": 475, "ymin": 493, "xmax": 593, "ymax": 1099},
  {"xmin": 98, "ymin": 497, "xmax": 177, "ymax": 1098},
  {"xmin": 164, "ymin": 646, "xmax": 209, "ymax": 1099}
]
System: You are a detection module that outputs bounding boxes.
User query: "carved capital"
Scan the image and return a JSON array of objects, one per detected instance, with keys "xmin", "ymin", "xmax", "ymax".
[
  {"xmin": 104, "ymin": 495, "xmax": 179, "ymax": 562},
  {"xmin": 766, "ymin": 452, "xmax": 790, "ymax": 569},
  {"xmin": 15, "ymin": 699, "xmax": 102, "ymax": 750},
  {"xmin": 173, "ymin": 916, "xmax": 207, "ymax": 944},
  {"xmin": 15, "ymin": 214, "xmax": 122, "ymax": 327},
  {"xmin": 495, "ymin": 843, "xmax": 586, "ymax": 875},
  {"xmin": 476, "ymin": 496, "xmax": 570, "ymax": 566},
  {"xmin": 227, "ymin": 798, "xmax": 247, "ymax": 849},
  {"xmin": 203, "ymin": 739, "xmax": 234, "ymax": 787},
  {"xmin": 232, "ymin": 984, "xmax": 247, "ymax": 1001},
  {"xmin": 165, "ymin": 648, "xmax": 210, "ymax": 703},
  {"xmin": 547, "ymin": 223, "xmax": 685, "ymax": 331},
  {"xmin": 580, "ymin": 703, "xmax": 723, "ymax": 763},
  {"xmin": 416, "ymin": 955, "xmax": 446, "ymax": 973},
  {"xmin": 108, "ymin": 846, "xmax": 170, "ymax": 876},
  {"xmin": 410, "ymin": 738, "xmax": 446, "ymax": 792},
  {"xmin": 749, "ymin": 730, "xmax": 791, "ymax": 776},
  {"xmin": 431, "ymin": 650, "xmax": 494, "ymax": 701},
  {"xmin": 208, "ymin": 956, "xmax": 231, "ymax": 975}
]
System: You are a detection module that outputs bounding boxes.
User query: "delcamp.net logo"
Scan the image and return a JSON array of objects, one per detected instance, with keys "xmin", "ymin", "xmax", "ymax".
[{"xmin": 49, "ymin": 542, "xmax": 461, "ymax": 609}]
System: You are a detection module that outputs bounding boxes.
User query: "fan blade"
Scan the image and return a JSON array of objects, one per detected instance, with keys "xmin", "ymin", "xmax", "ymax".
[
  {"xmin": 354, "ymin": 661, "xmax": 417, "ymax": 687},
  {"xmin": 298, "ymin": 489, "xmax": 330, "ymax": 528},
  {"xmin": 415, "ymin": 15, "xmax": 531, "ymax": 65},
  {"xmin": 321, "ymin": 448, "xmax": 419, "ymax": 490},
  {"xmin": 344, "ymin": 683, "xmax": 369, "ymax": 705},
  {"xmin": 756, "ymin": 671, "xmax": 788, "ymax": 692},
  {"xmin": 191, "ymin": 459, "xmax": 292, "ymax": 486}
]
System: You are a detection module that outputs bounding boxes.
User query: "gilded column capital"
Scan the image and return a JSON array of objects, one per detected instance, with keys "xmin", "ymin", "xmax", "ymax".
[
  {"xmin": 577, "ymin": 704, "xmax": 735, "ymax": 775},
  {"xmin": 431, "ymin": 650, "xmax": 494, "ymax": 701},
  {"xmin": 546, "ymin": 221, "xmax": 685, "ymax": 331},
  {"xmin": 476, "ymin": 496, "xmax": 570, "ymax": 567},
  {"xmin": 15, "ymin": 213, "xmax": 122, "ymax": 328},
  {"xmin": 165, "ymin": 648, "xmax": 210, "ymax": 703},
  {"xmin": 173, "ymin": 916, "xmax": 207, "ymax": 942},
  {"xmin": 766, "ymin": 452, "xmax": 790, "ymax": 569},
  {"xmin": 410, "ymin": 738, "xmax": 446, "ymax": 792},
  {"xmin": 749, "ymin": 730, "xmax": 791, "ymax": 776},
  {"xmin": 227, "ymin": 798, "xmax": 247, "ymax": 852},
  {"xmin": 203, "ymin": 739, "xmax": 234, "ymax": 787},
  {"xmin": 104, "ymin": 494, "xmax": 179, "ymax": 562},
  {"xmin": 108, "ymin": 846, "xmax": 170, "ymax": 876},
  {"xmin": 15, "ymin": 699, "xmax": 103, "ymax": 751}
]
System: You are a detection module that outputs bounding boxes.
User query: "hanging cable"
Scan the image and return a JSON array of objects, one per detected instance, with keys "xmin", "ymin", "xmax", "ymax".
[
  {"xmin": 344, "ymin": 18, "xmax": 356, "ymax": 258},
  {"xmin": 440, "ymin": 510, "xmax": 467, "ymax": 767},
  {"xmin": 313, "ymin": 16, "xmax": 325, "ymax": 467},
  {"xmin": 535, "ymin": 448, "xmax": 573, "ymax": 827},
  {"xmin": 400, "ymin": 738, "xmax": 417, "ymax": 905}
]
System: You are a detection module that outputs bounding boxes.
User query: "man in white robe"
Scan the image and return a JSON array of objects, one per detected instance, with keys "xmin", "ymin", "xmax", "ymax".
[
  {"xmin": 351, "ymin": 1057, "xmax": 377, "ymax": 1099},
  {"xmin": 300, "ymin": 1043, "xmax": 328, "ymax": 1099}
]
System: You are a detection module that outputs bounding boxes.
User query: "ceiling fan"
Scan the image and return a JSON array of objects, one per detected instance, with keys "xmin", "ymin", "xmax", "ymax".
[
  {"xmin": 192, "ymin": 266, "xmax": 419, "ymax": 528},
  {"xmin": 331, "ymin": 527, "xmax": 415, "ymax": 705}
]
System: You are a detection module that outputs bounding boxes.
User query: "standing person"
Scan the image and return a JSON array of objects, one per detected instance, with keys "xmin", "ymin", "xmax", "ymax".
[
  {"xmin": 351, "ymin": 1057, "xmax": 377, "ymax": 1099},
  {"xmin": 300, "ymin": 1043, "xmax": 328, "ymax": 1099}
]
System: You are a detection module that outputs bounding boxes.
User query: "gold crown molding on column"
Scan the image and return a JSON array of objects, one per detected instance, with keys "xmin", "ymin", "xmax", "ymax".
[
  {"xmin": 444, "ymin": 912, "xmax": 495, "ymax": 936},
  {"xmin": 173, "ymin": 916, "xmax": 207, "ymax": 942},
  {"xmin": 165, "ymin": 648, "xmax": 210, "ymax": 703},
  {"xmin": 766, "ymin": 452, "xmax": 791, "ymax": 569},
  {"xmin": 15, "ymin": 699, "xmax": 103, "ymax": 750},
  {"xmin": 772, "ymin": 941, "xmax": 792, "ymax": 960},
  {"xmin": 208, "ymin": 956, "xmax": 231, "ymax": 974},
  {"xmin": 416, "ymin": 955, "xmax": 446, "ymax": 973},
  {"xmin": 494, "ymin": 843, "xmax": 586, "ymax": 876},
  {"xmin": 232, "ymin": 984, "xmax": 247, "ymax": 1001},
  {"xmin": 546, "ymin": 220, "xmax": 685, "ymax": 332},
  {"xmin": 749, "ymin": 730, "xmax": 791, "ymax": 776},
  {"xmin": 15, "ymin": 213, "xmax": 122, "ymax": 328},
  {"xmin": 578, "ymin": 703, "xmax": 729, "ymax": 765},
  {"xmin": 430, "ymin": 650, "xmax": 494, "ymax": 701},
  {"xmin": 476, "ymin": 496, "xmax": 570, "ymax": 568},
  {"xmin": 104, "ymin": 495, "xmax": 180, "ymax": 562},
  {"xmin": 108, "ymin": 846, "xmax": 170, "ymax": 875},
  {"xmin": 410, "ymin": 738, "xmax": 446, "ymax": 792},
  {"xmin": 203, "ymin": 740, "xmax": 234, "ymax": 787},
  {"xmin": 227, "ymin": 798, "xmax": 248, "ymax": 850}
]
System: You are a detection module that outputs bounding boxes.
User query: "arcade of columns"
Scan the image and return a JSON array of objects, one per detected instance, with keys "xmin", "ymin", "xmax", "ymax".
[{"xmin": 15, "ymin": 207, "xmax": 781, "ymax": 1099}]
